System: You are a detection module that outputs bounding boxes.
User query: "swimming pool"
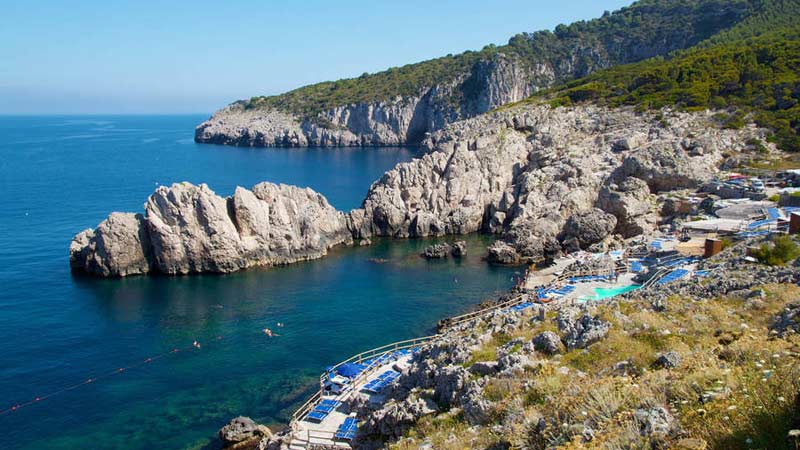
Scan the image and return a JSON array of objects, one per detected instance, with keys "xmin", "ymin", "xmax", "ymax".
[{"xmin": 594, "ymin": 284, "xmax": 641, "ymax": 299}]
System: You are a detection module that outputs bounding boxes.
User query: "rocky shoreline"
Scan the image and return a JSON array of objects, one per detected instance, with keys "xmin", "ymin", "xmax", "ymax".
[
  {"xmin": 73, "ymin": 103, "xmax": 775, "ymax": 277},
  {"xmin": 219, "ymin": 234, "xmax": 800, "ymax": 450}
]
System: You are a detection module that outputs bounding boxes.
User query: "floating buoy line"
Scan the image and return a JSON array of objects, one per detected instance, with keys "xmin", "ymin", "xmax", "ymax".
[{"xmin": 0, "ymin": 335, "xmax": 227, "ymax": 416}]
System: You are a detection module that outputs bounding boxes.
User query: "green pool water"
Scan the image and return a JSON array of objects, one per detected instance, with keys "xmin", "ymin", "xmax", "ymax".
[{"xmin": 593, "ymin": 284, "xmax": 641, "ymax": 300}]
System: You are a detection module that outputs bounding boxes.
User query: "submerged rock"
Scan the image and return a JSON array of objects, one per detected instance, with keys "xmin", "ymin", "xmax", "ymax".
[
  {"xmin": 451, "ymin": 241, "xmax": 468, "ymax": 258},
  {"xmin": 421, "ymin": 243, "xmax": 452, "ymax": 259}
]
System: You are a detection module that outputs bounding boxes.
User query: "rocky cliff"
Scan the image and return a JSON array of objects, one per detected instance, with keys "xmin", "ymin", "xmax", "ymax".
[
  {"xmin": 70, "ymin": 182, "xmax": 352, "ymax": 277},
  {"xmin": 75, "ymin": 102, "xmax": 775, "ymax": 277},
  {"xmin": 195, "ymin": 0, "xmax": 754, "ymax": 147},
  {"xmin": 354, "ymin": 103, "xmax": 771, "ymax": 263}
]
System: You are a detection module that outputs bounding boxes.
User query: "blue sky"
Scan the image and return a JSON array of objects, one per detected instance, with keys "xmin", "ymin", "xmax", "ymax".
[{"xmin": 0, "ymin": 0, "xmax": 631, "ymax": 114}]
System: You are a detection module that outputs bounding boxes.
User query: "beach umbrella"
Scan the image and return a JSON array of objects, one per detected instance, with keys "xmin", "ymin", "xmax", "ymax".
[{"xmin": 336, "ymin": 363, "xmax": 367, "ymax": 378}]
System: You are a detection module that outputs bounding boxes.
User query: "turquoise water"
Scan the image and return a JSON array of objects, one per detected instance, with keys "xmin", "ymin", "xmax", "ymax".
[
  {"xmin": 0, "ymin": 116, "xmax": 516, "ymax": 450},
  {"xmin": 593, "ymin": 284, "xmax": 641, "ymax": 300}
]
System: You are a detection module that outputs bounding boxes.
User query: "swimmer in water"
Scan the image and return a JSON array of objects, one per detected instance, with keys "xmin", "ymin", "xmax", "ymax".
[
  {"xmin": 277, "ymin": 322, "xmax": 284, "ymax": 328},
  {"xmin": 192, "ymin": 340, "xmax": 201, "ymax": 349},
  {"xmin": 263, "ymin": 328, "xmax": 274, "ymax": 337}
]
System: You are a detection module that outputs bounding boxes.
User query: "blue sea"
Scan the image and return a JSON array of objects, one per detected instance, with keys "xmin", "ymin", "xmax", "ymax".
[{"xmin": 0, "ymin": 116, "xmax": 515, "ymax": 450}]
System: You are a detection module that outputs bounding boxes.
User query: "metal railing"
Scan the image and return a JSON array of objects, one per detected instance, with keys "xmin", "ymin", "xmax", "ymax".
[
  {"xmin": 440, "ymin": 294, "xmax": 525, "ymax": 329},
  {"xmin": 290, "ymin": 335, "xmax": 440, "ymax": 425}
]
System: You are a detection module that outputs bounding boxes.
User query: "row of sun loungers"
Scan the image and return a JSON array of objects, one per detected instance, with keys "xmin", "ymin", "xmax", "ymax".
[
  {"xmin": 537, "ymin": 285, "xmax": 576, "ymax": 298},
  {"xmin": 747, "ymin": 219, "xmax": 776, "ymax": 230},
  {"xmin": 738, "ymin": 230, "xmax": 771, "ymax": 239},
  {"xmin": 335, "ymin": 417, "xmax": 358, "ymax": 441},
  {"xmin": 568, "ymin": 274, "xmax": 615, "ymax": 283},
  {"xmin": 767, "ymin": 207, "xmax": 783, "ymax": 220},
  {"xmin": 509, "ymin": 301, "xmax": 535, "ymax": 312},
  {"xmin": 306, "ymin": 399, "xmax": 342, "ymax": 422},
  {"xmin": 663, "ymin": 257, "xmax": 699, "ymax": 268},
  {"xmin": 656, "ymin": 268, "xmax": 689, "ymax": 285},
  {"xmin": 363, "ymin": 370, "xmax": 400, "ymax": 393}
]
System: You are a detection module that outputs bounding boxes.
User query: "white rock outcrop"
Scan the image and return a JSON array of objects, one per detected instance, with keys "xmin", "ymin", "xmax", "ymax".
[{"xmin": 70, "ymin": 182, "xmax": 351, "ymax": 276}]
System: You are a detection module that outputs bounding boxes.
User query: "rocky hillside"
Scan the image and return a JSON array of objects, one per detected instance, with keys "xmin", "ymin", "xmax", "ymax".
[
  {"xmin": 194, "ymin": 0, "xmax": 769, "ymax": 147},
  {"xmin": 223, "ymin": 239, "xmax": 800, "ymax": 450},
  {"xmin": 353, "ymin": 103, "xmax": 774, "ymax": 264},
  {"xmin": 342, "ymin": 242, "xmax": 800, "ymax": 450},
  {"xmin": 72, "ymin": 102, "xmax": 775, "ymax": 277}
]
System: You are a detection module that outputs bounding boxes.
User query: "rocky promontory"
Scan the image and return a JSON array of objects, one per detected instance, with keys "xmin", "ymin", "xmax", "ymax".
[
  {"xmin": 355, "ymin": 103, "xmax": 772, "ymax": 262},
  {"xmin": 74, "ymin": 103, "xmax": 776, "ymax": 277},
  {"xmin": 70, "ymin": 182, "xmax": 352, "ymax": 277},
  {"xmin": 194, "ymin": 1, "xmax": 752, "ymax": 148}
]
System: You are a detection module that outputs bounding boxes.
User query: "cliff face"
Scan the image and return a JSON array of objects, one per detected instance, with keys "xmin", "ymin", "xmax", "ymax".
[
  {"xmin": 70, "ymin": 182, "xmax": 352, "ymax": 277},
  {"xmin": 75, "ymin": 101, "xmax": 776, "ymax": 277},
  {"xmin": 353, "ymin": 103, "xmax": 772, "ymax": 262},
  {"xmin": 194, "ymin": 0, "xmax": 753, "ymax": 148}
]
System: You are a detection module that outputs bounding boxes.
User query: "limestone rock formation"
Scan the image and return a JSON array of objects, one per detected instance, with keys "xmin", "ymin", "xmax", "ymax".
[
  {"xmin": 560, "ymin": 208, "xmax": 617, "ymax": 249},
  {"xmin": 219, "ymin": 416, "xmax": 272, "ymax": 446},
  {"xmin": 69, "ymin": 213, "xmax": 152, "ymax": 277},
  {"xmin": 196, "ymin": 1, "xmax": 753, "ymax": 148},
  {"xmin": 358, "ymin": 104, "xmax": 766, "ymax": 261},
  {"xmin": 70, "ymin": 182, "xmax": 351, "ymax": 277}
]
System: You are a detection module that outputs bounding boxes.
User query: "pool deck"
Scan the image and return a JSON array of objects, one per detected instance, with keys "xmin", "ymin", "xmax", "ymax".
[
  {"xmin": 290, "ymin": 353, "xmax": 414, "ymax": 449},
  {"xmin": 569, "ymin": 272, "xmax": 639, "ymax": 301}
]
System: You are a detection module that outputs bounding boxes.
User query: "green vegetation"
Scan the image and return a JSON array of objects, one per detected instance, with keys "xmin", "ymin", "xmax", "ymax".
[
  {"xmin": 544, "ymin": 25, "xmax": 800, "ymax": 151},
  {"xmin": 752, "ymin": 235, "xmax": 800, "ymax": 265},
  {"xmin": 244, "ymin": 0, "xmax": 776, "ymax": 118}
]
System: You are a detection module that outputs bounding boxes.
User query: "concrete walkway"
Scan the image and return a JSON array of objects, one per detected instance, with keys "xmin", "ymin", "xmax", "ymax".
[{"xmin": 290, "ymin": 353, "xmax": 414, "ymax": 449}]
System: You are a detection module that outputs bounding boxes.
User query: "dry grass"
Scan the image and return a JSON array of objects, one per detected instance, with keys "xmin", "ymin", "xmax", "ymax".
[{"xmin": 390, "ymin": 284, "xmax": 800, "ymax": 450}]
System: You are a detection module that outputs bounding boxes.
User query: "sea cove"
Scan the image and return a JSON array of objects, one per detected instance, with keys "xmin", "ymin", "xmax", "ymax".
[{"xmin": 0, "ymin": 116, "xmax": 516, "ymax": 450}]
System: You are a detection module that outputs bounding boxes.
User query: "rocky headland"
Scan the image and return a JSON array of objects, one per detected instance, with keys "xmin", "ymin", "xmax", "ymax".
[
  {"xmin": 72, "ymin": 103, "xmax": 775, "ymax": 277},
  {"xmin": 70, "ymin": 182, "xmax": 352, "ymax": 276},
  {"xmin": 194, "ymin": 1, "xmax": 752, "ymax": 148}
]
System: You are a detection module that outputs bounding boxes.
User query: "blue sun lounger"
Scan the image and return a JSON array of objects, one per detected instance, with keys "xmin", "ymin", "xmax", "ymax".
[
  {"xmin": 335, "ymin": 417, "xmax": 358, "ymax": 441},
  {"xmin": 305, "ymin": 399, "xmax": 342, "ymax": 422},
  {"xmin": 630, "ymin": 261, "xmax": 645, "ymax": 273},
  {"xmin": 748, "ymin": 219, "xmax": 775, "ymax": 230},
  {"xmin": 767, "ymin": 208, "xmax": 782, "ymax": 220},
  {"xmin": 656, "ymin": 269, "xmax": 689, "ymax": 285},
  {"xmin": 509, "ymin": 302, "xmax": 534, "ymax": 312},
  {"xmin": 738, "ymin": 230, "xmax": 770, "ymax": 239},
  {"xmin": 363, "ymin": 370, "xmax": 400, "ymax": 393}
]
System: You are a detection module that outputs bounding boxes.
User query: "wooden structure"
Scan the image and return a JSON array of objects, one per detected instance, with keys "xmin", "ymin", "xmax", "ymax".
[
  {"xmin": 704, "ymin": 238, "xmax": 723, "ymax": 258},
  {"xmin": 790, "ymin": 213, "xmax": 800, "ymax": 235}
]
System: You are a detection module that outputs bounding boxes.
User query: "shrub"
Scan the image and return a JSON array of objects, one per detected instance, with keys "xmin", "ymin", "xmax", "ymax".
[{"xmin": 752, "ymin": 235, "xmax": 800, "ymax": 266}]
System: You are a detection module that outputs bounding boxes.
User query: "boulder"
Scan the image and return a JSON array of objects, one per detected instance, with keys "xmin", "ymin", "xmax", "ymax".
[
  {"xmin": 634, "ymin": 406, "xmax": 678, "ymax": 438},
  {"xmin": 557, "ymin": 310, "xmax": 611, "ymax": 350},
  {"xmin": 451, "ymin": 241, "xmax": 468, "ymax": 258},
  {"xmin": 597, "ymin": 178, "xmax": 655, "ymax": 238},
  {"xmin": 653, "ymin": 351, "xmax": 682, "ymax": 369},
  {"xmin": 486, "ymin": 241, "xmax": 522, "ymax": 265},
  {"xmin": 770, "ymin": 302, "xmax": 800, "ymax": 338},
  {"xmin": 532, "ymin": 331, "xmax": 564, "ymax": 355},
  {"xmin": 219, "ymin": 416, "xmax": 271, "ymax": 446},
  {"xmin": 560, "ymin": 208, "xmax": 617, "ymax": 249},
  {"xmin": 421, "ymin": 243, "xmax": 451, "ymax": 259},
  {"xmin": 460, "ymin": 383, "xmax": 494, "ymax": 425}
]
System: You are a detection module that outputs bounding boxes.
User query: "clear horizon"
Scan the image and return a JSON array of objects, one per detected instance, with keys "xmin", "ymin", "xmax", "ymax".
[{"xmin": 1, "ymin": 0, "xmax": 630, "ymax": 115}]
